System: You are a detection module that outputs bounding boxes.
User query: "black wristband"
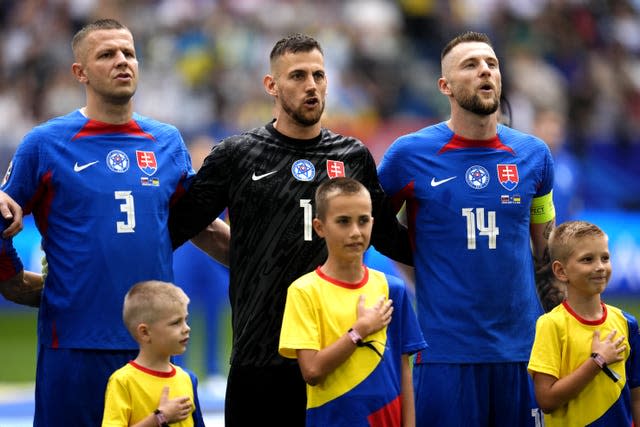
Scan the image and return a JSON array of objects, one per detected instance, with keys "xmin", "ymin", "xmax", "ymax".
[
  {"xmin": 154, "ymin": 409, "xmax": 170, "ymax": 427},
  {"xmin": 591, "ymin": 353, "xmax": 620, "ymax": 383}
]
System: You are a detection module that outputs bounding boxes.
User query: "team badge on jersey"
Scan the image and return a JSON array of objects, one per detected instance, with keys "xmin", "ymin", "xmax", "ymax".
[
  {"xmin": 465, "ymin": 165, "xmax": 489, "ymax": 189},
  {"xmin": 326, "ymin": 160, "xmax": 345, "ymax": 179},
  {"xmin": 292, "ymin": 159, "xmax": 315, "ymax": 181},
  {"xmin": 136, "ymin": 150, "xmax": 157, "ymax": 176},
  {"xmin": 497, "ymin": 164, "xmax": 519, "ymax": 191},
  {"xmin": 106, "ymin": 150, "xmax": 130, "ymax": 173}
]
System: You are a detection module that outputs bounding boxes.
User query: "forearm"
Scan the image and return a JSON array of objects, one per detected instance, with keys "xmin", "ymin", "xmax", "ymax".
[
  {"xmin": 400, "ymin": 355, "xmax": 416, "ymax": 427},
  {"xmin": 0, "ymin": 271, "xmax": 43, "ymax": 307},
  {"xmin": 531, "ymin": 219, "xmax": 563, "ymax": 311},
  {"xmin": 632, "ymin": 387, "xmax": 640, "ymax": 424},
  {"xmin": 189, "ymin": 218, "xmax": 230, "ymax": 267},
  {"xmin": 534, "ymin": 358, "xmax": 600, "ymax": 413},
  {"xmin": 297, "ymin": 332, "xmax": 359, "ymax": 386}
]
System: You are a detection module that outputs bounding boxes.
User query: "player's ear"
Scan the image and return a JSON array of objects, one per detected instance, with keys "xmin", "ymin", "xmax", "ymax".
[
  {"xmin": 264, "ymin": 74, "xmax": 277, "ymax": 96},
  {"xmin": 438, "ymin": 77, "xmax": 451, "ymax": 96},
  {"xmin": 312, "ymin": 217, "xmax": 325, "ymax": 238},
  {"xmin": 71, "ymin": 62, "xmax": 88, "ymax": 84},
  {"xmin": 551, "ymin": 260, "xmax": 568, "ymax": 283}
]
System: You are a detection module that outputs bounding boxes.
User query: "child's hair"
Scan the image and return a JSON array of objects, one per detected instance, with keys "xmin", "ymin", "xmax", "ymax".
[
  {"xmin": 122, "ymin": 280, "xmax": 189, "ymax": 337},
  {"xmin": 314, "ymin": 177, "xmax": 369, "ymax": 220},
  {"xmin": 549, "ymin": 220, "xmax": 607, "ymax": 263}
]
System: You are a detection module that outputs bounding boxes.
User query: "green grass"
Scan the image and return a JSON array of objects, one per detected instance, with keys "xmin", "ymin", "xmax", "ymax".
[
  {"xmin": 0, "ymin": 306, "xmax": 232, "ymax": 383},
  {"xmin": 0, "ymin": 297, "xmax": 637, "ymax": 383},
  {"xmin": 0, "ymin": 308, "xmax": 38, "ymax": 383}
]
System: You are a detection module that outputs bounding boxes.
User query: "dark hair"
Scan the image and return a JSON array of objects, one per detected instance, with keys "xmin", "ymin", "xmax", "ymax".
[
  {"xmin": 270, "ymin": 33, "xmax": 323, "ymax": 63},
  {"xmin": 315, "ymin": 177, "xmax": 368, "ymax": 220},
  {"xmin": 441, "ymin": 31, "xmax": 493, "ymax": 61},
  {"xmin": 72, "ymin": 18, "xmax": 130, "ymax": 57}
]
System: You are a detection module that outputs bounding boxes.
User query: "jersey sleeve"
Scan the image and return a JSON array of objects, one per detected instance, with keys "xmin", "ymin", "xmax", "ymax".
[
  {"xmin": 279, "ymin": 282, "xmax": 321, "ymax": 359},
  {"xmin": 101, "ymin": 371, "xmax": 133, "ymax": 427},
  {"xmin": 377, "ymin": 136, "xmax": 411, "ymax": 203},
  {"xmin": 387, "ymin": 275, "xmax": 427, "ymax": 355},
  {"xmin": 527, "ymin": 313, "xmax": 562, "ymax": 378},
  {"xmin": 0, "ymin": 225, "xmax": 23, "ymax": 281},
  {"xmin": 535, "ymin": 141, "xmax": 555, "ymax": 198},
  {"xmin": 186, "ymin": 369, "xmax": 206, "ymax": 427},
  {"xmin": 624, "ymin": 311, "xmax": 640, "ymax": 389},
  {"xmin": 1, "ymin": 130, "xmax": 44, "ymax": 210},
  {"xmin": 360, "ymin": 147, "xmax": 413, "ymax": 266},
  {"xmin": 169, "ymin": 138, "xmax": 232, "ymax": 248}
]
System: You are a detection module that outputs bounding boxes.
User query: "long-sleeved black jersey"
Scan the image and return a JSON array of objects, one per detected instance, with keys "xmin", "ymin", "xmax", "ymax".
[{"xmin": 169, "ymin": 121, "xmax": 410, "ymax": 367}]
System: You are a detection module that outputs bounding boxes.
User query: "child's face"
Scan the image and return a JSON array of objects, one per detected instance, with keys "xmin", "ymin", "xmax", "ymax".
[
  {"xmin": 555, "ymin": 234, "xmax": 611, "ymax": 298},
  {"xmin": 147, "ymin": 303, "xmax": 191, "ymax": 357},
  {"xmin": 314, "ymin": 190, "xmax": 373, "ymax": 262}
]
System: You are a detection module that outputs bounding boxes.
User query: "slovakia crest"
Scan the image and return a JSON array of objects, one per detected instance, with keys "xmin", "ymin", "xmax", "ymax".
[
  {"xmin": 106, "ymin": 150, "xmax": 130, "ymax": 173},
  {"xmin": 326, "ymin": 160, "xmax": 345, "ymax": 179},
  {"xmin": 291, "ymin": 159, "xmax": 315, "ymax": 181},
  {"xmin": 497, "ymin": 164, "xmax": 519, "ymax": 191},
  {"xmin": 465, "ymin": 165, "xmax": 490, "ymax": 189},
  {"xmin": 136, "ymin": 150, "xmax": 158, "ymax": 176}
]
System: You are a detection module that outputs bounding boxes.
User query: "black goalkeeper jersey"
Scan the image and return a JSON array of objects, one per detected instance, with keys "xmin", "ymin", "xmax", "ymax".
[{"xmin": 169, "ymin": 122, "xmax": 410, "ymax": 367}]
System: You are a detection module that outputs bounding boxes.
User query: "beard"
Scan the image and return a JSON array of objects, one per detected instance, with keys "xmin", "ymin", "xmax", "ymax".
[
  {"xmin": 280, "ymin": 96, "xmax": 325, "ymax": 127},
  {"xmin": 456, "ymin": 91, "xmax": 500, "ymax": 116}
]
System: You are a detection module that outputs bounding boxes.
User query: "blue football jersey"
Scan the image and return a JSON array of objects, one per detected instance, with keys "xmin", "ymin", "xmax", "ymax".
[
  {"xmin": 378, "ymin": 122, "xmax": 554, "ymax": 363},
  {"xmin": 2, "ymin": 110, "xmax": 194, "ymax": 349}
]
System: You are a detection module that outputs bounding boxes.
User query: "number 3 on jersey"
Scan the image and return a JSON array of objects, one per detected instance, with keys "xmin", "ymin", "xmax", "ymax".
[
  {"xmin": 115, "ymin": 190, "xmax": 135, "ymax": 233},
  {"xmin": 462, "ymin": 207, "xmax": 499, "ymax": 249}
]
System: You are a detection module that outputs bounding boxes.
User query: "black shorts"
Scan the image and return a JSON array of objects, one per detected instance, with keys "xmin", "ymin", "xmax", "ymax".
[{"xmin": 225, "ymin": 362, "xmax": 306, "ymax": 426}]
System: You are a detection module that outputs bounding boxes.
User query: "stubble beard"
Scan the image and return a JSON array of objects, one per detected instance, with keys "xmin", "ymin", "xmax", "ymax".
[
  {"xmin": 457, "ymin": 91, "xmax": 500, "ymax": 116},
  {"xmin": 281, "ymin": 97, "xmax": 325, "ymax": 127}
]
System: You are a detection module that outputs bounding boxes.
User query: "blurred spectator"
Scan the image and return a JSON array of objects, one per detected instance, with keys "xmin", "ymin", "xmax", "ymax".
[{"xmin": 532, "ymin": 108, "xmax": 583, "ymax": 223}]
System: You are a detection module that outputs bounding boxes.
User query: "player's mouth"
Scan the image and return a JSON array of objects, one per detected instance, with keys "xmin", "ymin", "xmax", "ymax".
[
  {"xmin": 115, "ymin": 72, "xmax": 132, "ymax": 81},
  {"xmin": 304, "ymin": 97, "xmax": 319, "ymax": 107},
  {"xmin": 479, "ymin": 83, "xmax": 494, "ymax": 92}
]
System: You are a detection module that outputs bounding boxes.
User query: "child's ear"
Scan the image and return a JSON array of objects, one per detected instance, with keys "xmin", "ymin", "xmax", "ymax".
[
  {"xmin": 312, "ymin": 217, "xmax": 325, "ymax": 238},
  {"xmin": 137, "ymin": 323, "xmax": 151, "ymax": 342},
  {"xmin": 551, "ymin": 260, "xmax": 568, "ymax": 283}
]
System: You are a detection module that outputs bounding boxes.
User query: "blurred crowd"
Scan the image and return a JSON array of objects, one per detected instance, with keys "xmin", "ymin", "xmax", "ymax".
[{"xmin": 0, "ymin": 0, "xmax": 639, "ymax": 183}]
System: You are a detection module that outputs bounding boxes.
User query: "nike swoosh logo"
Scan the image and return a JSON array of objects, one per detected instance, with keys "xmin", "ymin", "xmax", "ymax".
[
  {"xmin": 430, "ymin": 176, "xmax": 457, "ymax": 187},
  {"xmin": 74, "ymin": 161, "xmax": 99, "ymax": 172},
  {"xmin": 252, "ymin": 170, "xmax": 278, "ymax": 181}
]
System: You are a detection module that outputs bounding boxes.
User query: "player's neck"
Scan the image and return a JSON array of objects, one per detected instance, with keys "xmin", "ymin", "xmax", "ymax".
[
  {"xmin": 134, "ymin": 349, "xmax": 173, "ymax": 373},
  {"xmin": 447, "ymin": 109, "xmax": 498, "ymax": 140},
  {"xmin": 273, "ymin": 115, "xmax": 321, "ymax": 140},
  {"xmin": 565, "ymin": 294, "xmax": 604, "ymax": 321},
  {"xmin": 320, "ymin": 257, "xmax": 365, "ymax": 284},
  {"xmin": 82, "ymin": 100, "xmax": 133, "ymax": 125}
]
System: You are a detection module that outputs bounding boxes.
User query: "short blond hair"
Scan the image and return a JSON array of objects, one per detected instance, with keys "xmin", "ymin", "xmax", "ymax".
[
  {"xmin": 549, "ymin": 220, "xmax": 607, "ymax": 264},
  {"xmin": 314, "ymin": 177, "xmax": 370, "ymax": 220},
  {"xmin": 122, "ymin": 280, "xmax": 189, "ymax": 337}
]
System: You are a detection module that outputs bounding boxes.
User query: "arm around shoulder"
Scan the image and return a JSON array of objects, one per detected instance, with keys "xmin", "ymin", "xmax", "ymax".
[
  {"xmin": 189, "ymin": 218, "xmax": 230, "ymax": 267},
  {"xmin": 0, "ymin": 236, "xmax": 42, "ymax": 307}
]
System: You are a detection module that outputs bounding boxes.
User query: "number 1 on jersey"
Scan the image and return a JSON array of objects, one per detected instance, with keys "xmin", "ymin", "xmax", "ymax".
[
  {"xmin": 300, "ymin": 199, "xmax": 313, "ymax": 241},
  {"xmin": 462, "ymin": 207, "xmax": 499, "ymax": 249}
]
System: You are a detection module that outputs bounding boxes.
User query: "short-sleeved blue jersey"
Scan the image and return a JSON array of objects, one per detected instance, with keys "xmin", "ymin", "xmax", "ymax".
[
  {"xmin": 2, "ymin": 110, "xmax": 194, "ymax": 349},
  {"xmin": 378, "ymin": 122, "xmax": 554, "ymax": 363}
]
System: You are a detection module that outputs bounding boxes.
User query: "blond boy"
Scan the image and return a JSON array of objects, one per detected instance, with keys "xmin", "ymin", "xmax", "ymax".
[{"xmin": 102, "ymin": 281, "xmax": 204, "ymax": 426}]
